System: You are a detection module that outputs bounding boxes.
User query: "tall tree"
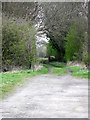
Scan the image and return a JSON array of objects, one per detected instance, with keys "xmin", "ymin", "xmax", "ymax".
[
  {"xmin": 41, "ymin": 2, "xmax": 88, "ymax": 61},
  {"xmin": 65, "ymin": 22, "xmax": 86, "ymax": 61}
]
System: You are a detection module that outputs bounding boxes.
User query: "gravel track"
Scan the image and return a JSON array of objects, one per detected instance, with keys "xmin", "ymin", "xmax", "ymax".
[{"xmin": 1, "ymin": 74, "xmax": 88, "ymax": 118}]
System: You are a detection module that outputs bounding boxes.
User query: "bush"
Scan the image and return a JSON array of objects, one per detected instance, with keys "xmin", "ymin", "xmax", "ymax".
[
  {"xmin": 65, "ymin": 22, "xmax": 86, "ymax": 62},
  {"xmin": 2, "ymin": 19, "xmax": 33, "ymax": 71}
]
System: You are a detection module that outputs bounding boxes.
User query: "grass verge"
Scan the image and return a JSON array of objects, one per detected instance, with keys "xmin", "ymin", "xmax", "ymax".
[
  {"xmin": 67, "ymin": 66, "xmax": 89, "ymax": 78},
  {"xmin": 43, "ymin": 62, "xmax": 67, "ymax": 75},
  {"xmin": 49, "ymin": 61, "xmax": 66, "ymax": 68},
  {"xmin": 0, "ymin": 68, "xmax": 48, "ymax": 99},
  {"xmin": 0, "ymin": 62, "xmax": 89, "ymax": 99},
  {"xmin": 44, "ymin": 62, "xmax": 89, "ymax": 78},
  {"xmin": 52, "ymin": 67, "xmax": 67, "ymax": 75}
]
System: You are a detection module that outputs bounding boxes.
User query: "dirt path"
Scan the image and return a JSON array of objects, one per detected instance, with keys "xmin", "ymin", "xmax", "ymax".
[{"xmin": 1, "ymin": 74, "xmax": 88, "ymax": 118}]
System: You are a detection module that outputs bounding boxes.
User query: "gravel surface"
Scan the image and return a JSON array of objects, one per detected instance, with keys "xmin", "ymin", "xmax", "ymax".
[{"xmin": 1, "ymin": 74, "xmax": 88, "ymax": 118}]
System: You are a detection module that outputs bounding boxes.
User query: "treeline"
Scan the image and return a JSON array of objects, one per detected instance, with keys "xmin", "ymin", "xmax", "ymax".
[
  {"xmin": 65, "ymin": 22, "xmax": 88, "ymax": 64},
  {"xmin": 2, "ymin": 2, "xmax": 89, "ymax": 71},
  {"xmin": 2, "ymin": 2, "xmax": 38, "ymax": 71},
  {"xmin": 42, "ymin": 2, "xmax": 88, "ymax": 66}
]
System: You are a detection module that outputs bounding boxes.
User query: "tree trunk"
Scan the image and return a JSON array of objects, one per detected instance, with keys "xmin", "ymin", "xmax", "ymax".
[{"xmin": 31, "ymin": 62, "xmax": 35, "ymax": 72}]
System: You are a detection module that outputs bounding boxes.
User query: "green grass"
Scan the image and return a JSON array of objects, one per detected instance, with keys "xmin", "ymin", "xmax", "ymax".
[
  {"xmin": 44, "ymin": 62, "xmax": 89, "ymax": 78},
  {"xmin": 49, "ymin": 61, "xmax": 66, "ymax": 68},
  {"xmin": 67, "ymin": 66, "xmax": 89, "ymax": 78},
  {"xmin": 72, "ymin": 69, "xmax": 89, "ymax": 78},
  {"xmin": 0, "ymin": 62, "xmax": 89, "ymax": 99},
  {"xmin": 0, "ymin": 68, "xmax": 48, "ymax": 99},
  {"xmin": 43, "ymin": 63, "xmax": 53, "ymax": 68},
  {"xmin": 67, "ymin": 66, "xmax": 81, "ymax": 72},
  {"xmin": 43, "ymin": 62, "xmax": 67, "ymax": 75},
  {"xmin": 53, "ymin": 67, "xmax": 67, "ymax": 75}
]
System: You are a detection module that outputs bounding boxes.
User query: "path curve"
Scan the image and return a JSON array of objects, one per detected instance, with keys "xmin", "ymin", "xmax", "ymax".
[{"xmin": 2, "ymin": 74, "xmax": 88, "ymax": 118}]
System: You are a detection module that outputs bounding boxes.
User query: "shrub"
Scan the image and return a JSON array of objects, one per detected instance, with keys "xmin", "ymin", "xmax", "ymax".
[
  {"xmin": 2, "ymin": 19, "xmax": 34, "ymax": 71},
  {"xmin": 65, "ymin": 22, "xmax": 86, "ymax": 62}
]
